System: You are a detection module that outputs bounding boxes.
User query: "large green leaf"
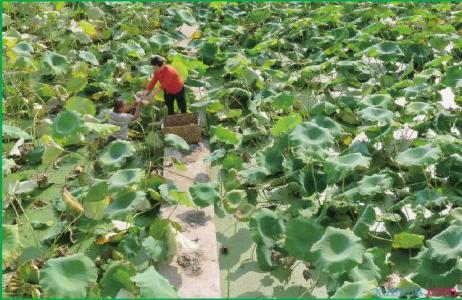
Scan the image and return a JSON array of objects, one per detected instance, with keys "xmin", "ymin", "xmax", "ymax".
[
  {"xmin": 79, "ymin": 50, "xmax": 99, "ymax": 66},
  {"xmin": 249, "ymin": 208, "xmax": 284, "ymax": 248},
  {"xmin": 106, "ymin": 190, "xmax": 149, "ymax": 218},
  {"xmin": 396, "ymin": 145, "xmax": 441, "ymax": 167},
  {"xmin": 108, "ymin": 169, "xmax": 144, "ymax": 190},
  {"xmin": 211, "ymin": 125, "xmax": 239, "ymax": 145},
  {"xmin": 42, "ymin": 51, "xmax": 69, "ymax": 74},
  {"xmin": 271, "ymin": 114, "xmax": 302, "ymax": 136},
  {"xmin": 40, "ymin": 253, "xmax": 97, "ymax": 298},
  {"xmin": 427, "ymin": 225, "xmax": 462, "ymax": 263},
  {"xmin": 164, "ymin": 134, "xmax": 189, "ymax": 151},
  {"xmin": 66, "ymin": 77, "xmax": 88, "ymax": 93},
  {"xmin": 99, "ymin": 140, "xmax": 136, "ymax": 168},
  {"xmin": 289, "ymin": 122, "xmax": 335, "ymax": 157},
  {"xmin": 52, "ymin": 110, "xmax": 83, "ymax": 138},
  {"xmin": 312, "ymin": 227, "xmax": 365, "ymax": 274},
  {"xmin": 100, "ymin": 261, "xmax": 137, "ymax": 298},
  {"xmin": 332, "ymin": 280, "xmax": 376, "ymax": 298},
  {"xmin": 357, "ymin": 107, "xmax": 394, "ymax": 124},
  {"xmin": 132, "ymin": 266, "xmax": 177, "ymax": 298},
  {"xmin": 353, "ymin": 205, "xmax": 376, "ymax": 238},
  {"xmin": 142, "ymin": 236, "xmax": 167, "ymax": 262},
  {"xmin": 442, "ymin": 64, "xmax": 462, "ymax": 88},
  {"xmin": 2, "ymin": 124, "xmax": 32, "ymax": 140},
  {"xmin": 412, "ymin": 248, "xmax": 462, "ymax": 288},
  {"xmin": 324, "ymin": 153, "xmax": 371, "ymax": 183},
  {"xmin": 65, "ymin": 96, "xmax": 96, "ymax": 116},
  {"xmin": 189, "ymin": 181, "xmax": 220, "ymax": 207},
  {"xmin": 284, "ymin": 217, "xmax": 323, "ymax": 261},
  {"xmin": 357, "ymin": 174, "xmax": 393, "ymax": 195}
]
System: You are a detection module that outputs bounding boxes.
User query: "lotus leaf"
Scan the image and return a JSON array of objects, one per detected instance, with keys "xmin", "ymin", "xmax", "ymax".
[
  {"xmin": 108, "ymin": 168, "xmax": 144, "ymax": 190},
  {"xmin": 100, "ymin": 261, "xmax": 137, "ymax": 298},
  {"xmin": 40, "ymin": 253, "xmax": 97, "ymax": 298},
  {"xmin": 312, "ymin": 227, "xmax": 364, "ymax": 274},
  {"xmin": 249, "ymin": 208, "xmax": 284, "ymax": 248},
  {"xmin": 396, "ymin": 145, "xmax": 441, "ymax": 167},
  {"xmin": 357, "ymin": 174, "xmax": 393, "ymax": 195},
  {"xmin": 132, "ymin": 266, "xmax": 177, "ymax": 298},
  {"xmin": 284, "ymin": 217, "xmax": 323, "ymax": 261},
  {"xmin": 52, "ymin": 110, "xmax": 83, "ymax": 138},
  {"xmin": 100, "ymin": 140, "xmax": 136, "ymax": 168},
  {"xmin": 164, "ymin": 134, "xmax": 189, "ymax": 151},
  {"xmin": 189, "ymin": 181, "xmax": 220, "ymax": 207}
]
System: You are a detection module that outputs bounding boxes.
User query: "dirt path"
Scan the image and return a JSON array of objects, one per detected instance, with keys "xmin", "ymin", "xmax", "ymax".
[{"xmin": 157, "ymin": 24, "xmax": 221, "ymax": 298}]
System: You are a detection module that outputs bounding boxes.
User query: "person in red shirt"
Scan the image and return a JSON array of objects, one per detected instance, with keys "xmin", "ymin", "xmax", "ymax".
[{"xmin": 141, "ymin": 55, "xmax": 186, "ymax": 115}]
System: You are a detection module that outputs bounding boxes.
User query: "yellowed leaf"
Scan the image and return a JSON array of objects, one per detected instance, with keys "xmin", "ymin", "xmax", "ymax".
[
  {"xmin": 78, "ymin": 20, "xmax": 97, "ymax": 37},
  {"xmin": 54, "ymin": 2, "xmax": 66, "ymax": 10},
  {"xmin": 3, "ymin": 36, "xmax": 18, "ymax": 48}
]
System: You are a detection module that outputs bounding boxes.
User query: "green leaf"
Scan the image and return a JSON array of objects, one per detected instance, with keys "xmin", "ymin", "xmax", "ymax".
[
  {"xmin": 415, "ymin": 188, "xmax": 447, "ymax": 207},
  {"xmin": 284, "ymin": 217, "xmax": 323, "ymax": 261},
  {"xmin": 271, "ymin": 114, "xmax": 302, "ymax": 136},
  {"xmin": 79, "ymin": 50, "xmax": 99, "ymax": 66},
  {"xmin": 84, "ymin": 122, "xmax": 119, "ymax": 136},
  {"xmin": 2, "ymin": 124, "xmax": 32, "ymax": 140},
  {"xmin": 2, "ymin": 224, "xmax": 22, "ymax": 270},
  {"xmin": 40, "ymin": 253, "xmax": 97, "ymax": 298},
  {"xmin": 353, "ymin": 205, "xmax": 376, "ymax": 238},
  {"xmin": 256, "ymin": 243, "xmax": 276, "ymax": 271},
  {"xmin": 332, "ymin": 280, "xmax": 376, "ymax": 298},
  {"xmin": 52, "ymin": 110, "xmax": 83, "ymax": 138},
  {"xmin": 164, "ymin": 134, "xmax": 189, "ymax": 151},
  {"xmin": 360, "ymin": 94, "xmax": 393, "ymax": 110},
  {"xmin": 132, "ymin": 266, "xmax": 177, "ymax": 298},
  {"xmin": 13, "ymin": 42, "xmax": 34, "ymax": 56},
  {"xmin": 42, "ymin": 51, "xmax": 69, "ymax": 74},
  {"xmin": 357, "ymin": 174, "xmax": 393, "ymax": 195},
  {"xmin": 66, "ymin": 77, "xmax": 88, "ymax": 93},
  {"xmin": 324, "ymin": 153, "xmax": 371, "ymax": 183},
  {"xmin": 142, "ymin": 236, "xmax": 167, "ymax": 262},
  {"xmin": 312, "ymin": 227, "xmax": 365, "ymax": 274},
  {"xmin": 427, "ymin": 225, "xmax": 462, "ymax": 263},
  {"xmin": 357, "ymin": 107, "xmax": 394, "ymax": 124},
  {"xmin": 171, "ymin": 58, "xmax": 188, "ymax": 81},
  {"xmin": 99, "ymin": 140, "xmax": 136, "ymax": 168},
  {"xmin": 106, "ymin": 190, "xmax": 149, "ymax": 218},
  {"xmin": 175, "ymin": 9, "xmax": 196, "ymax": 25},
  {"xmin": 189, "ymin": 181, "xmax": 220, "ymax": 208},
  {"xmin": 270, "ymin": 91, "xmax": 294, "ymax": 110},
  {"xmin": 405, "ymin": 101, "xmax": 433, "ymax": 115},
  {"xmin": 100, "ymin": 261, "xmax": 136, "ymax": 298},
  {"xmin": 211, "ymin": 125, "xmax": 239, "ymax": 145},
  {"xmin": 108, "ymin": 169, "xmax": 144, "ymax": 190},
  {"xmin": 41, "ymin": 135, "xmax": 65, "ymax": 165},
  {"xmin": 249, "ymin": 208, "xmax": 284, "ymax": 248},
  {"xmin": 224, "ymin": 190, "xmax": 247, "ymax": 213},
  {"xmin": 396, "ymin": 145, "xmax": 441, "ymax": 167},
  {"xmin": 442, "ymin": 64, "xmax": 462, "ymax": 88},
  {"xmin": 66, "ymin": 96, "xmax": 96, "ymax": 116},
  {"xmin": 392, "ymin": 232, "xmax": 424, "ymax": 249},
  {"xmin": 349, "ymin": 251, "xmax": 382, "ymax": 282},
  {"xmin": 412, "ymin": 248, "xmax": 462, "ymax": 288},
  {"xmin": 289, "ymin": 122, "xmax": 335, "ymax": 157}
]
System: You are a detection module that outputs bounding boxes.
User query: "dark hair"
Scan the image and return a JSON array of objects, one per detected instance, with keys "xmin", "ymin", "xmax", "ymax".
[
  {"xmin": 150, "ymin": 55, "xmax": 165, "ymax": 67},
  {"xmin": 113, "ymin": 97, "xmax": 125, "ymax": 113}
]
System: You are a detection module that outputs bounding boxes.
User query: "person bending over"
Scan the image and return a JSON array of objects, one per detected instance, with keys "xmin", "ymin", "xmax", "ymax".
[{"xmin": 141, "ymin": 55, "xmax": 186, "ymax": 115}]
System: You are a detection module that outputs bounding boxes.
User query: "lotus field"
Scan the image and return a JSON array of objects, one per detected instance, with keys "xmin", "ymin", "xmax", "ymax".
[{"xmin": 2, "ymin": 2, "xmax": 462, "ymax": 298}]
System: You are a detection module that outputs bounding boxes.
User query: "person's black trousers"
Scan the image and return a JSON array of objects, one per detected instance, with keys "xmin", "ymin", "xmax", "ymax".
[{"xmin": 164, "ymin": 87, "xmax": 186, "ymax": 115}]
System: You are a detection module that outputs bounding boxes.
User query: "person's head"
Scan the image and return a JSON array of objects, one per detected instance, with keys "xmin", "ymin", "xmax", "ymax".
[
  {"xmin": 113, "ymin": 96, "xmax": 128, "ymax": 113},
  {"xmin": 150, "ymin": 55, "xmax": 165, "ymax": 72}
]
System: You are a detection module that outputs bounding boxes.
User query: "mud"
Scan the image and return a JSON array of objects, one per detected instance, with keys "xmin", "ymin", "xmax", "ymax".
[{"xmin": 177, "ymin": 250, "xmax": 203, "ymax": 276}]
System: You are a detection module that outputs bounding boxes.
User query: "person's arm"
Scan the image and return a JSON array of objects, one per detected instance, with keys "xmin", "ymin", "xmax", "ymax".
[
  {"xmin": 144, "ymin": 72, "xmax": 159, "ymax": 95},
  {"xmin": 131, "ymin": 102, "xmax": 141, "ymax": 121}
]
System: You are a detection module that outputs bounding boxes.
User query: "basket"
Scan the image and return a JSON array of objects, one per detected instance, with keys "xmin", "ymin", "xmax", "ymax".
[{"xmin": 161, "ymin": 113, "xmax": 201, "ymax": 144}]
